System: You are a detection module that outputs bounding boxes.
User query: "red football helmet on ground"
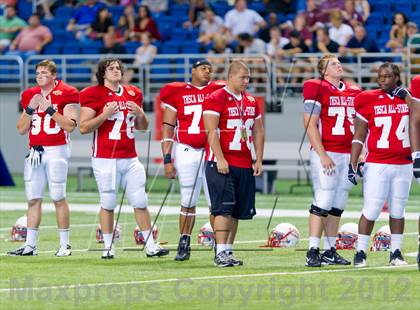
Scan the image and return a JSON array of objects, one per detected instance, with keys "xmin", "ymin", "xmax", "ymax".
[
  {"xmin": 197, "ymin": 222, "xmax": 214, "ymax": 247},
  {"xmin": 336, "ymin": 222, "xmax": 358, "ymax": 250},
  {"xmin": 10, "ymin": 215, "xmax": 27, "ymax": 242},
  {"xmin": 370, "ymin": 225, "xmax": 391, "ymax": 251},
  {"xmin": 96, "ymin": 221, "xmax": 122, "ymax": 243},
  {"xmin": 134, "ymin": 225, "xmax": 158, "ymax": 245},
  {"xmin": 267, "ymin": 223, "xmax": 300, "ymax": 248}
]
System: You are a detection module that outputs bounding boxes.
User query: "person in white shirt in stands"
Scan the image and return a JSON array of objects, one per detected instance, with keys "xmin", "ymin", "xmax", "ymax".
[
  {"xmin": 198, "ymin": 7, "xmax": 224, "ymax": 46},
  {"xmin": 224, "ymin": 0, "xmax": 266, "ymax": 42},
  {"xmin": 328, "ymin": 9, "xmax": 354, "ymax": 47}
]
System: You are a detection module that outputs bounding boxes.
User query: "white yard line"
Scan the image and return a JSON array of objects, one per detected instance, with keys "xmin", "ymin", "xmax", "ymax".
[
  {"xmin": 0, "ymin": 264, "xmax": 416, "ymax": 294},
  {"xmin": 1, "ymin": 202, "xmax": 419, "ymax": 219}
]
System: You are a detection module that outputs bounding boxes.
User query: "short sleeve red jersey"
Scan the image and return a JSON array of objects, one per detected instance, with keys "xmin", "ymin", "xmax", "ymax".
[
  {"xmin": 79, "ymin": 84, "xmax": 143, "ymax": 158},
  {"xmin": 303, "ymin": 79, "xmax": 362, "ymax": 153},
  {"xmin": 160, "ymin": 81, "xmax": 225, "ymax": 148},
  {"xmin": 410, "ymin": 75, "xmax": 420, "ymax": 97},
  {"xmin": 203, "ymin": 87, "xmax": 262, "ymax": 168},
  {"xmin": 355, "ymin": 89, "xmax": 411, "ymax": 164},
  {"xmin": 20, "ymin": 80, "xmax": 79, "ymax": 147}
]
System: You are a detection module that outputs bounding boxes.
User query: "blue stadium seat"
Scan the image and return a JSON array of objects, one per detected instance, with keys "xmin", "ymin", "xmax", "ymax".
[
  {"xmin": 17, "ymin": 0, "xmax": 32, "ymax": 20},
  {"xmin": 152, "ymin": 58, "xmax": 170, "ymax": 65},
  {"xmin": 44, "ymin": 19, "xmax": 63, "ymax": 31},
  {"xmin": 124, "ymin": 41, "xmax": 140, "ymax": 54},
  {"xmin": 249, "ymin": 2, "xmax": 266, "ymax": 14},
  {"xmin": 54, "ymin": 6, "xmax": 74, "ymax": 20},
  {"xmin": 371, "ymin": 2, "xmax": 392, "ymax": 13},
  {"xmin": 43, "ymin": 45, "xmax": 61, "ymax": 54},
  {"xmin": 62, "ymin": 43, "xmax": 80, "ymax": 54},
  {"xmin": 171, "ymin": 28, "xmax": 188, "ymax": 41},
  {"xmin": 182, "ymin": 42, "xmax": 200, "ymax": 53},
  {"xmin": 366, "ymin": 13, "xmax": 384, "ymax": 26},
  {"xmin": 161, "ymin": 41, "xmax": 181, "ymax": 54}
]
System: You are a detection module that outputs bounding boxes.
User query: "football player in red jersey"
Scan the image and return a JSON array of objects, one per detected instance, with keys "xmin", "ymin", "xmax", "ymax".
[
  {"xmin": 79, "ymin": 58, "xmax": 169, "ymax": 259},
  {"xmin": 409, "ymin": 75, "xmax": 420, "ymax": 270},
  {"xmin": 8, "ymin": 60, "xmax": 79, "ymax": 257},
  {"xmin": 303, "ymin": 54, "xmax": 361, "ymax": 267},
  {"xmin": 350, "ymin": 63, "xmax": 418, "ymax": 267},
  {"xmin": 160, "ymin": 59, "xmax": 225, "ymax": 261},
  {"xmin": 203, "ymin": 60, "xmax": 265, "ymax": 267}
]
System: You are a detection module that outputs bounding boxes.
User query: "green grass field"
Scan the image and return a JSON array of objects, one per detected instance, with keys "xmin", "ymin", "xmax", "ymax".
[{"xmin": 0, "ymin": 175, "xmax": 419, "ymax": 309}]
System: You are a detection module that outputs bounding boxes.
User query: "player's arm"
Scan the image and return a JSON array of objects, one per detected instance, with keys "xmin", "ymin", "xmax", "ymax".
[
  {"xmin": 303, "ymin": 110, "xmax": 335, "ymax": 173},
  {"xmin": 17, "ymin": 93, "xmax": 42, "ymax": 135},
  {"xmin": 203, "ymin": 112, "xmax": 229, "ymax": 174},
  {"xmin": 252, "ymin": 117, "xmax": 265, "ymax": 176},
  {"xmin": 38, "ymin": 97, "xmax": 78, "ymax": 133},
  {"xmin": 350, "ymin": 117, "xmax": 368, "ymax": 169},
  {"xmin": 409, "ymin": 98, "xmax": 420, "ymax": 153},
  {"xmin": 79, "ymin": 103, "xmax": 118, "ymax": 134},
  {"xmin": 161, "ymin": 107, "xmax": 177, "ymax": 179}
]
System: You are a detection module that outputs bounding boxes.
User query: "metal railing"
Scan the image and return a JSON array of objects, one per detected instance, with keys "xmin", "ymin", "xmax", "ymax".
[
  {"xmin": 0, "ymin": 55, "xmax": 24, "ymax": 91},
  {"xmin": 0, "ymin": 50, "xmax": 418, "ymax": 109}
]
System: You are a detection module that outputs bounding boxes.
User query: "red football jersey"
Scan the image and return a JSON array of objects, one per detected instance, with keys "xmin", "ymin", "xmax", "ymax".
[
  {"xmin": 303, "ymin": 79, "xmax": 362, "ymax": 153},
  {"xmin": 20, "ymin": 80, "xmax": 79, "ymax": 147},
  {"xmin": 410, "ymin": 75, "xmax": 420, "ymax": 97},
  {"xmin": 203, "ymin": 87, "xmax": 262, "ymax": 168},
  {"xmin": 160, "ymin": 81, "xmax": 225, "ymax": 148},
  {"xmin": 80, "ymin": 84, "xmax": 143, "ymax": 158},
  {"xmin": 355, "ymin": 89, "xmax": 411, "ymax": 164}
]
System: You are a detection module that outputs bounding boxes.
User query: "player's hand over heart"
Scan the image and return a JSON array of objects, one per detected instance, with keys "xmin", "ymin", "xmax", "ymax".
[
  {"xmin": 38, "ymin": 96, "xmax": 52, "ymax": 112},
  {"xmin": 28, "ymin": 94, "xmax": 42, "ymax": 110},
  {"xmin": 103, "ymin": 101, "xmax": 119, "ymax": 118},
  {"xmin": 127, "ymin": 101, "xmax": 144, "ymax": 117}
]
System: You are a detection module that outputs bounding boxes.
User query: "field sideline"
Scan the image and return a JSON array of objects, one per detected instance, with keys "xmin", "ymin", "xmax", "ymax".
[{"xmin": 0, "ymin": 175, "xmax": 419, "ymax": 309}]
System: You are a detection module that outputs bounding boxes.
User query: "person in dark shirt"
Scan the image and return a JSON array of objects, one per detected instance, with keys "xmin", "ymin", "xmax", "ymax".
[{"xmin": 312, "ymin": 27, "xmax": 339, "ymax": 53}]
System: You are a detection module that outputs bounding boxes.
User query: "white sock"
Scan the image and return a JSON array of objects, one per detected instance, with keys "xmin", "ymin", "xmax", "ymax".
[
  {"xmin": 226, "ymin": 244, "xmax": 233, "ymax": 253},
  {"xmin": 103, "ymin": 233, "xmax": 113, "ymax": 250},
  {"xmin": 217, "ymin": 244, "xmax": 227, "ymax": 255},
  {"xmin": 58, "ymin": 229, "xmax": 69, "ymax": 248},
  {"xmin": 391, "ymin": 234, "xmax": 403, "ymax": 253},
  {"xmin": 356, "ymin": 234, "xmax": 370, "ymax": 252},
  {"xmin": 142, "ymin": 230, "xmax": 155, "ymax": 249},
  {"xmin": 309, "ymin": 237, "xmax": 320, "ymax": 249},
  {"xmin": 25, "ymin": 228, "xmax": 39, "ymax": 248},
  {"xmin": 323, "ymin": 237, "xmax": 336, "ymax": 250}
]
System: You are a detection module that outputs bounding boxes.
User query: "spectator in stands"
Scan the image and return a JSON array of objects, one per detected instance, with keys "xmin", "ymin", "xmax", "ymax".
[
  {"xmin": 354, "ymin": 0, "xmax": 369, "ymax": 23},
  {"xmin": 259, "ymin": 12, "xmax": 279, "ymax": 43},
  {"xmin": 341, "ymin": 0, "xmax": 363, "ymax": 28},
  {"xmin": 339, "ymin": 23, "xmax": 378, "ymax": 56},
  {"xmin": 207, "ymin": 34, "xmax": 232, "ymax": 80},
  {"xmin": 283, "ymin": 30, "xmax": 311, "ymax": 85},
  {"xmin": 404, "ymin": 21, "xmax": 419, "ymax": 50},
  {"xmin": 183, "ymin": 0, "xmax": 207, "ymax": 29},
  {"xmin": 224, "ymin": 0, "xmax": 266, "ymax": 42},
  {"xmin": 386, "ymin": 12, "xmax": 408, "ymax": 53},
  {"xmin": 281, "ymin": 13, "xmax": 313, "ymax": 50},
  {"xmin": 133, "ymin": 5, "xmax": 161, "ymax": 41},
  {"xmin": 266, "ymin": 26, "xmax": 289, "ymax": 59},
  {"xmin": 66, "ymin": 0, "xmax": 106, "ymax": 39},
  {"xmin": 328, "ymin": 9, "xmax": 354, "ymax": 46},
  {"xmin": 141, "ymin": 0, "xmax": 168, "ymax": 14},
  {"xmin": 312, "ymin": 27, "xmax": 339, "ymax": 53},
  {"xmin": 114, "ymin": 15, "xmax": 130, "ymax": 45},
  {"xmin": 302, "ymin": 0, "xmax": 327, "ymax": 32},
  {"xmin": 6, "ymin": 14, "xmax": 52, "ymax": 59},
  {"xmin": 237, "ymin": 32, "xmax": 266, "ymax": 54},
  {"xmin": 263, "ymin": 0, "xmax": 296, "ymax": 14},
  {"xmin": 0, "ymin": 5, "xmax": 26, "ymax": 53},
  {"xmin": 86, "ymin": 7, "xmax": 114, "ymax": 43},
  {"xmin": 0, "ymin": 1, "xmax": 17, "ymax": 5},
  {"xmin": 124, "ymin": 32, "xmax": 156, "ymax": 83},
  {"xmin": 197, "ymin": 7, "xmax": 224, "ymax": 46},
  {"xmin": 318, "ymin": 0, "xmax": 345, "ymax": 13},
  {"xmin": 123, "ymin": 5, "xmax": 136, "ymax": 33}
]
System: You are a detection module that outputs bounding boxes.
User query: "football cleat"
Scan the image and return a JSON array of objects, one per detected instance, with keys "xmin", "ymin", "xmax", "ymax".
[
  {"xmin": 214, "ymin": 251, "xmax": 234, "ymax": 267},
  {"xmin": 354, "ymin": 250, "xmax": 367, "ymax": 267},
  {"xmin": 389, "ymin": 249, "xmax": 407, "ymax": 266},
  {"xmin": 321, "ymin": 248, "xmax": 351, "ymax": 265},
  {"xmin": 8, "ymin": 245, "xmax": 37, "ymax": 256},
  {"xmin": 175, "ymin": 236, "xmax": 191, "ymax": 261},
  {"xmin": 226, "ymin": 251, "xmax": 243, "ymax": 266},
  {"xmin": 55, "ymin": 244, "xmax": 72, "ymax": 257},
  {"xmin": 305, "ymin": 247, "xmax": 322, "ymax": 267},
  {"xmin": 146, "ymin": 244, "xmax": 170, "ymax": 258},
  {"xmin": 101, "ymin": 246, "xmax": 115, "ymax": 259}
]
